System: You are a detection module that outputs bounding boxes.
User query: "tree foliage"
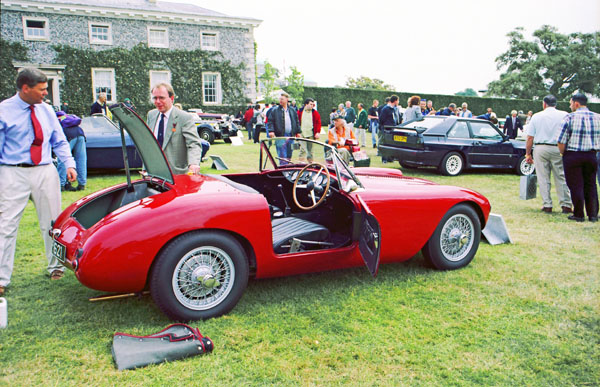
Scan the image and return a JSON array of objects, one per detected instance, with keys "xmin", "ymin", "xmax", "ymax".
[
  {"xmin": 487, "ymin": 25, "xmax": 600, "ymax": 100},
  {"xmin": 284, "ymin": 66, "xmax": 304, "ymax": 103},
  {"xmin": 259, "ymin": 60, "xmax": 280, "ymax": 102},
  {"xmin": 455, "ymin": 88, "xmax": 478, "ymax": 97},
  {"xmin": 345, "ymin": 76, "xmax": 394, "ymax": 91}
]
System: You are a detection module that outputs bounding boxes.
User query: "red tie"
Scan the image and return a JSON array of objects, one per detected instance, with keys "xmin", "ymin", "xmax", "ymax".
[{"xmin": 29, "ymin": 105, "xmax": 44, "ymax": 165}]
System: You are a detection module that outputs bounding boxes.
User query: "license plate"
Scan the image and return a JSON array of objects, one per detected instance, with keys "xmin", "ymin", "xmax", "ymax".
[
  {"xmin": 394, "ymin": 135, "xmax": 407, "ymax": 142},
  {"xmin": 52, "ymin": 240, "xmax": 66, "ymax": 264}
]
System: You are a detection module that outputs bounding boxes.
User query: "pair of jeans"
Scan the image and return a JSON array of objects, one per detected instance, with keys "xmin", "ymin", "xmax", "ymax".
[
  {"xmin": 370, "ymin": 120, "xmax": 379, "ymax": 146},
  {"xmin": 562, "ymin": 151, "xmax": 598, "ymax": 219},
  {"xmin": 275, "ymin": 138, "xmax": 294, "ymax": 165},
  {"xmin": 246, "ymin": 122, "xmax": 254, "ymax": 141},
  {"xmin": 57, "ymin": 136, "xmax": 87, "ymax": 187}
]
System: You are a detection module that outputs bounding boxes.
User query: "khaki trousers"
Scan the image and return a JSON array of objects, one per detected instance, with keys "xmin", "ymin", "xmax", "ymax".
[
  {"xmin": 0, "ymin": 164, "xmax": 63, "ymax": 287},
  {"xmin": 533, "ymin": 145, "xmax": 572, "ymax": 209}
]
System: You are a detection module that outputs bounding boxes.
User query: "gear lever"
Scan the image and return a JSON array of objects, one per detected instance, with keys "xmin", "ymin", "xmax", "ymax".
[{"xmin": 277, "ymin": 184, "xmax": 291, "ymax": 217}]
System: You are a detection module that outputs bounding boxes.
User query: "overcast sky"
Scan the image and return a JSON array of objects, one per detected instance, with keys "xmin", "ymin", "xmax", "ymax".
[{"xmin": 173, "ymin": 0, "xmax": 599, "ymax": 96}]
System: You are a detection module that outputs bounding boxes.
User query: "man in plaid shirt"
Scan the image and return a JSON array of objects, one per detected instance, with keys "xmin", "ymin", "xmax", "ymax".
[{"xmin": 557, "ymin": 93, "xmax": 600, "ymax": 222}]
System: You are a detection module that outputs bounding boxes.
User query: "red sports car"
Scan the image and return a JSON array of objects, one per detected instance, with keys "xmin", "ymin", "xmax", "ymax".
[{"xmin": 50, "ymin": 104, "xmax": 491, "ymax": 321}]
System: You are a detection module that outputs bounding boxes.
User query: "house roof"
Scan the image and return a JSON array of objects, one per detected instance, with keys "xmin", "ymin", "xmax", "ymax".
[
  {"xmin": 30, "ymin": 0, "xmax": 228, "ymax": 17},
  {"xmin": 2, "ymin": 0, "xmax": 261, "ymax": 27}
]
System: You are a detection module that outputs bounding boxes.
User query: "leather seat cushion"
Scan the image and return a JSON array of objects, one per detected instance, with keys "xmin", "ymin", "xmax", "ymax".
[{"xmin": 272, "ymin": 217, "xmax": 330, "ymax": 254}]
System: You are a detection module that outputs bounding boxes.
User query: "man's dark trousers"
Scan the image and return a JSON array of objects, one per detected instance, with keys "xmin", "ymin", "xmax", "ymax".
[{"xmin": 563, "ymin": 151, "xmax": 599, "ymax": 219}]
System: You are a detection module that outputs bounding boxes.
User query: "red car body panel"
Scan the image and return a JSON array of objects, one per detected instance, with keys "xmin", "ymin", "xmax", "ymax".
[{"xmin": 53, "ymin": 169, "xmax": 490, "ymax": 293}]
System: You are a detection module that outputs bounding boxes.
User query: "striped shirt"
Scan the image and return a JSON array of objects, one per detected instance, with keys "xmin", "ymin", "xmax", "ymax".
[{"xmin": 557, "ymin": 107, "xmax": 600, "ymax": 152}]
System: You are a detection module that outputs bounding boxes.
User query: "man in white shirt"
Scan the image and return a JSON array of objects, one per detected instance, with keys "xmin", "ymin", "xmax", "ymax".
[{"xmin": 525, "ymin": 95, "xmax": 572, "ymax": 213}]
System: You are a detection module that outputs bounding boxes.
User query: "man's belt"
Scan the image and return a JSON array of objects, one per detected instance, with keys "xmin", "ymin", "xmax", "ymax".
[
  {"xmin": 534, "ymin": 143, "xmax": 557, "ymax": 146},
  {"xmin": 5, "ymin": 163, "xmax": 37, "ymax": 168}
]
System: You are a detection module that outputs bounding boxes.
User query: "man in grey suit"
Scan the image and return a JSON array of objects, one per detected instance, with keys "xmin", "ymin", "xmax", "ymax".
[{"xmin": 147, "ymin": 83, "xmax": 202, "ymax": 174}]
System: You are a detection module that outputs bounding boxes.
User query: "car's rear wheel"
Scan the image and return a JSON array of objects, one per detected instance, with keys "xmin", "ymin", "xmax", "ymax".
[
  {"xmin": 199, "ymin": 127, "xmax": 215, "ymax": 144},
  {"xmin": 150, "ymin": 231, "xmax": 249, "ymax": 320},
  {"xmin": 439, "ymin": 152, "xmax": 464, "ymax": 176},
  {"xmin": 422, "ymin": 204, "xmax": 481, "ymax": 270},
  {"xmin": 516, "ymin": 155, "xmax": 535, "ymax": 176}
]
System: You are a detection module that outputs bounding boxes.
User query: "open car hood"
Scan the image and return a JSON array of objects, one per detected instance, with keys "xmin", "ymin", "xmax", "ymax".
[{"xmin": 109, "ymin": 103, "xmax": 174, "ymax": 184}]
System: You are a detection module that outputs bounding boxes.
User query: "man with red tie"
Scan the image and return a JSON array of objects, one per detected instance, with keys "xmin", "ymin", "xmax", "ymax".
[{"xmin": 0, "ymin": 68, "xmax": 77, "ymax": 295}]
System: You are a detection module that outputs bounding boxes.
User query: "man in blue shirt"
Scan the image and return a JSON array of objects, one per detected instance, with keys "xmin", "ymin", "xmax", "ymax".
[
  {"xmin": 0, "ymin": 68, "xmax": 77, "ymax": 295},
  {"xmin": 557, "ymin": 93, "xmax": 600, "ymax": 222}
]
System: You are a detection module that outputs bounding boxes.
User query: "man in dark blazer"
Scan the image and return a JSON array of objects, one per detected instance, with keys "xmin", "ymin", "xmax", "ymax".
[
  {"xmin": 90, "ymin": 93, "xmax": 107, "ymax": 115},
  {"xmin": 266, "ymin": 92, "xmax": 300, "ymax": 164},
  {"xmin": 504, "ymin": 110, "xmax": 523, "ymax": 139},
  {"xmin": 146, "ymin": 83, "xmax": 203, "ymax": 175}
]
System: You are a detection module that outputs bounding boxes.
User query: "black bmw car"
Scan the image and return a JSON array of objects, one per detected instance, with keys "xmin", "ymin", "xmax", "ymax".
[{"xmin": 379, "ymin": 116, "xmax": 535, "ymax": 176}]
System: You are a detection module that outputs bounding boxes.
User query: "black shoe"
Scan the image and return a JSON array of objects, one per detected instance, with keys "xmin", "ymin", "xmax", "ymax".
[
  {"xmin": 62, "ymin": 182, "xmax": 76, "ymax": 192},
  {"xmin": 568, "ymin": 215, "xmax": 584, "ymax": 222},
  {"xmin": 561, "ymin": 206, "xmax": 572, "ymax": 214},
  {"xmin": 541, "ymin": 207, "xmax": 552, "ymax": 213},
  {"xmin": 373, "ymin": 144, "xmax": 377, "ymax": 149},
  {"xmin": 589, "ymin": 217, "xmax": 598, "ymax": 222},
  {"xmin": 76, "ymin": 185, "xmax": 85, "ymax": 191}
]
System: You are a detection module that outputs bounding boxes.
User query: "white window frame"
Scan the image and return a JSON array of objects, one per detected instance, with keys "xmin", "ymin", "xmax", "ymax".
[
  {"xmin": 147, "ymin": 26, "xmax": 169, "ymax": 48},
  {"xmin": 88, "ymin": 22, "xmax": 112, "ymax": 45},
  {"xmin": 200, "ymin": 31, "xmax": 219, "ymax": 51},
  {"xmin": 22, "ymin": 16, "xmax": 50, "ymax": 41},
  {"xmin": 149, "ymin": 70, "xmax": 172, "ymax": 101},
  {"xmin": 202, "ymin": 72, "xmax": 222, "ymax": 105},
  {"xmin": 91, "ymin": 68, "xmax": 116, "ymax": 103}
]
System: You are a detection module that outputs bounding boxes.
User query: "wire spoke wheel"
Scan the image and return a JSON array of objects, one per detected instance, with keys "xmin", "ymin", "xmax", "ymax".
[
  {"xmin": 439, "ymin": 214, "xmax": 474, "ymax": 262},
  {"xmin": 172, "ymin": 246, "xmax": 235, "ymax": 310}
]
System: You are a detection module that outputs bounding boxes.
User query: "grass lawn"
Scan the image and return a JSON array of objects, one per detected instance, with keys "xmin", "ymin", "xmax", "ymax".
[{"xmin": 1, "ymin": 132, "xmax": 598, "ymax": 385}]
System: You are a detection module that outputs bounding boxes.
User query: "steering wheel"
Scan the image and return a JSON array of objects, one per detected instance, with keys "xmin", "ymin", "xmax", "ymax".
[{"xmin": 292, "ymin": 163, "xmax": 331, "ymax": 210}]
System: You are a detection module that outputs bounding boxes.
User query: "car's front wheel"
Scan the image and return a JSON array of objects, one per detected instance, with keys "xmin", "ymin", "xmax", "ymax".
[
  {"xmin": 439, "ymin": 152, "xmax": 464, "ymax": 176},
  {"xmin": 199, "ymin": 127, "xmax": 215, "ymax": 144},
  {"xmin": 516, "ymin": 155, "xmax": 535, "ymax": 176},
  {"xmin": 422, "ymin": 204, "xmax": 481, "ymax": 270},
  {"xmin": 150, "ymin": 231, "xmax": 249, "ymax": 320}
]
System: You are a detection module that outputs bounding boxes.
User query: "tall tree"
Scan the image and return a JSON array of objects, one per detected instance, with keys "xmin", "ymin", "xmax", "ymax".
[
  {"xmin": 345, "ymin": 76, "xmax": 394, "ymax": 90},
  {"xmin": 284, "ymin": 66, "xmax": 304, "ymax": 103},
  {"xmin": 455, "ymin": 88, "xmax": 478, "ymax": 97},
  {"xmin": 487, "ymin": 25, "xmax": 600, "ymax": 100},
  {"xmin": 259, "ymin": 60, "xmax": 280, "ymax": 102}
]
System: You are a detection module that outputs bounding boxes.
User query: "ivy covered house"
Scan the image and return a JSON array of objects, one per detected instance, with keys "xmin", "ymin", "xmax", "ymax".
[{"xmin": 0, "ymin": 0, "xmax": 261, "ymax": 115}]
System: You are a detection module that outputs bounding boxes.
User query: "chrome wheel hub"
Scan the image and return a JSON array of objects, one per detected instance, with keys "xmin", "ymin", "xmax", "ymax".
[
  {"xmin": 440, "ymin": 214, "xmax": 474, "ymax": 262},
  {"xmin": 172, "ymin": 246, "xmax": 235, "ymax": 311}
]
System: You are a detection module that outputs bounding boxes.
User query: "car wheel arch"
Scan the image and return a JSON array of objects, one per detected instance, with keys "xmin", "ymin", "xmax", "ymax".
[{"xmin": 143, "ymin": 228, "xmax": 257, "ymax": 289}]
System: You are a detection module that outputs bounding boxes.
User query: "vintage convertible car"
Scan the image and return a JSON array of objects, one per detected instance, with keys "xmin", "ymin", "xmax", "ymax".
[
  {"xmin": 50, "ymin": 104, "xmax": 491, "ymax": 321},
  {"xmin": 379, "ymin": 116, "xmax": 535, "ymax": 176}
]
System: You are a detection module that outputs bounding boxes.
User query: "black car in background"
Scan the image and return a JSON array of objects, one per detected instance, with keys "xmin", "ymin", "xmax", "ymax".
[
  {"xmin": 379, "ymin": 116, "xmax": 534, "ymax": 176},
  {"xmin": 191, "ymin": 112, "xmax": 239, "ymax": 144}
]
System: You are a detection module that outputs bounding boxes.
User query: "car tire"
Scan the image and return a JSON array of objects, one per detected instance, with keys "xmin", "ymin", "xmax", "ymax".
[
  {"xmin": 198, "ymin": 127, "xmax": 215, "ymax": 144},
  {"xmin": 421, "ymin": 203, "xmax": 481, "ymax": 270},
  {"xmin": 439, "ymin": 152, "xmax": 464, "ymax": 176},
  {"xmin": 150, "ymin": 231, "xmax": 249, "ymax": 321},
  {"xmin": 515, "ymin": 155, "xmax": 535, "ymax": 176}
]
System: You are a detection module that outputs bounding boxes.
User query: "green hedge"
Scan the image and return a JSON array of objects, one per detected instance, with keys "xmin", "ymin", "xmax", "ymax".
[
  {"xmin": 0, "ymin": 39, "xmax": 250, "ymax": 118},
  {"xmin": 53, "ymin": 44, "xmax": 249, "ymax": 118},
  {"xmin": 302, "ymin": 86, "xmax": 600, "ymax": 126},
  {"xmin": 0, "ymin": 39, "xmax": 29, "ymax": 99}
]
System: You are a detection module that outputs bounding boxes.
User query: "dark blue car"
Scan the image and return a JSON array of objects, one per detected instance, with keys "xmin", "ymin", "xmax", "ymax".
[
  {"xmin": 379, "ymin": 116, "xmax": 535, "ymax": 176},
  {"xmin": 81, "ymin": 114, "xmax": 143, "ymax": 169}
]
